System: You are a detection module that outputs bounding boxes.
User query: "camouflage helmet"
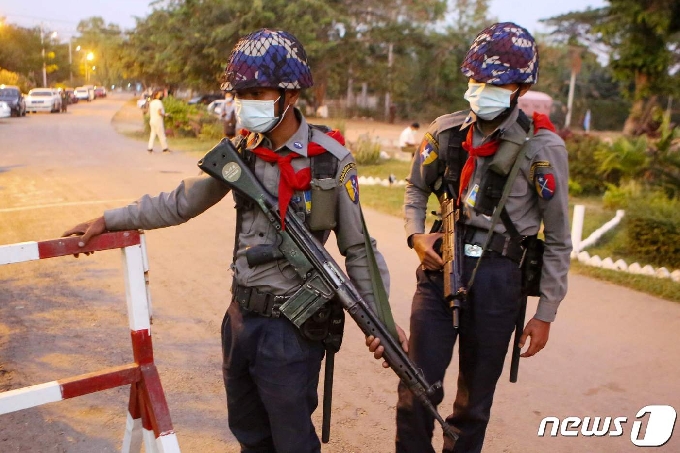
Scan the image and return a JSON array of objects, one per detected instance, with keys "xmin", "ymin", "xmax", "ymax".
[
  {"xmin": 221, "ymin": 29, "xmax": 314, "ymax": 92},
  {"xmin": 460, "ymin": 22, "xmax": 538, "ymax": 85}
]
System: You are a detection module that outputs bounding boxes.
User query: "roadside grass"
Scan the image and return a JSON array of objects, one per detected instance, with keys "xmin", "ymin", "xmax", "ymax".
[
  {"xmin": 118, "ymin": 125, "xmax": 220, "ymax": 155},
  {"xmin": 570, "ymin": 261, "xmax": 680, "ymax": 303},
  {"xmin": 358, "ymin": 159, "xmax": 438, "ymax": 223}
]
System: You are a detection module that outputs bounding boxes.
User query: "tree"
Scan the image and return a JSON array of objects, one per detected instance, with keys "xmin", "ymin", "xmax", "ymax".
[
  {"xmin": 544, "ymin": 0, "xmax": 680, "ymax": 134},
  {"xmin": 0, "ymin": 23, "xmax": 43, "ymax": 86},
  {"xmin": 73, "ymin": 17, "xmax": 125, "ymax": 86}
]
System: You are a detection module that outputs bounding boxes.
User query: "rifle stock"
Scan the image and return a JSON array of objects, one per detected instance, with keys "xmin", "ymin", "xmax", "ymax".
[{"xmin": 198, "ymin": 139, "xmax": 458, "ymax": 442}]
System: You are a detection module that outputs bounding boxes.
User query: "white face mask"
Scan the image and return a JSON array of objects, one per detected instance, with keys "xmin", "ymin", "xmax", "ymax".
[
  {"xmin": 235, "ymin": 97, "xmax": 287, "ymax": 133},
  {"xmin": 464, "ymin": 82, "xmax": 516, "ymax": 120}
]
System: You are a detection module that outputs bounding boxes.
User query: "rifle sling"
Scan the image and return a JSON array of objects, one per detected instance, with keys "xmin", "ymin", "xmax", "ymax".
[{"xmin": 360, "ymin": 210, "xmax": 398, "ymax": 341}]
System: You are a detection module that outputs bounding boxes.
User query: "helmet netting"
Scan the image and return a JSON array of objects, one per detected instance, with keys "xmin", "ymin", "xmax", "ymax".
[{"xmin": 222, "ymin": 29, "xmax": 313, "ymax": 91}]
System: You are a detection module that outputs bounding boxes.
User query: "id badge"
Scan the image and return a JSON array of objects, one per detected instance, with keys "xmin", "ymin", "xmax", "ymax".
[
  {"xmin": 465, "ymin": 184, "xmax": 479, "ymax": 208},
  {"xmin": 303, "ymin": 190, "xmax": 312, "ymax": 214}
]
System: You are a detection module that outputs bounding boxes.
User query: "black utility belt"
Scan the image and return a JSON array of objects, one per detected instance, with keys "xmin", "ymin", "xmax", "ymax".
[
  {"xmin": 232, "ymin": 283, "xmax": 290, "ymax": 317},
  {"xmin": 463, "ymin": 227, "xmax": 525, "ymax": 264}
]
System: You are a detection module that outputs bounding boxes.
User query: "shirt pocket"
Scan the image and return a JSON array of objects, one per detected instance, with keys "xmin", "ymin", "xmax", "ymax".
[{"xmin": 509, "ymin": 173, "xmax": 529, "ymax": 197}]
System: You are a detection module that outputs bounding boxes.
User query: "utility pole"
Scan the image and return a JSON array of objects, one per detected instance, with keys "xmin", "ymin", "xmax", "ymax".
[
  {"xmin": 69, "ymin": 39, "xmax": 73, "ymax": 84},
  {"xmin": 384, "ymin": 42, "xmax": 393, "ymax": 122},
  {"xmin": 40, "ymin": 25, "xmax": 47, "ymax": 87},
  {"xmin": 564, "ymin": 46, "xmax": 582, "ymax": 130}
]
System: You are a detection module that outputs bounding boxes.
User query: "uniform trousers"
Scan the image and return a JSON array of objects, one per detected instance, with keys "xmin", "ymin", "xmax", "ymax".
[
  {"xmin": 396, "ymin": 252, "xmax": 522, "ymax": 453},
  {"xmin": 222, "ymin": 299, "xmax": 326, "ymax": 453}
]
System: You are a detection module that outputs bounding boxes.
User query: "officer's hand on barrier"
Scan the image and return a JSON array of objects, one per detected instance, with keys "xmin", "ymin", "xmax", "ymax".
[
  {"xmin": 518, "ymin": 317, "xmax": 551, "ymax": 358},
  {"xmin": 412, "ymin": 233, "xmax": 444, "ymax": 271},
  {"xmin": 62, "ymin": 216, "xmax": 107, "ymax": 257},
  {"xmin": 365, "ymin": 324, "xmax": 409, "ymax": 369}
]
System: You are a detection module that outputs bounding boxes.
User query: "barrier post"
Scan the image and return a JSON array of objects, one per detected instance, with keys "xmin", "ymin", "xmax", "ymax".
[{"xmin": 0, "ymin": 231, "xmax": 181, "ymax": 452}]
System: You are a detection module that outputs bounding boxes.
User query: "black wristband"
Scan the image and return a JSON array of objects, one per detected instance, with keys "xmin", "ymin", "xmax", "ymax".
[{"xmin": 407, "ymin": 234, "xmax": 415, "ymax": 249}]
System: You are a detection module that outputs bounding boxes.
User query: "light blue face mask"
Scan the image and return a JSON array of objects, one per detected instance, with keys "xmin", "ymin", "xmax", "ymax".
[
  {"xmin": 235, "ymin": 96, "xmax": 290, "ymax": 133},
  {"xmin": 464, "ymin": 82, "xmax": 517, "ymax": 120}
]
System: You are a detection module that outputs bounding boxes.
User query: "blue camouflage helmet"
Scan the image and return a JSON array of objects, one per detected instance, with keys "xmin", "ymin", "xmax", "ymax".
[
  {"xmin": 221, "ymin": 29, "xmax": 314, "ymax": 92},
  {"xmin": 460, "ymin": 22, "xmax": 538, "ymax": 85}
]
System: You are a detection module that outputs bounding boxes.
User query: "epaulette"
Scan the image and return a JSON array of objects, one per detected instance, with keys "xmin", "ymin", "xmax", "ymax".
[
  {"xmin": 309, "ymin": 127, "xmax": 350, "ymax": 160},
  {"xmin": 430, "ymin": 110, "xmax": 470, "ymax": 136}
]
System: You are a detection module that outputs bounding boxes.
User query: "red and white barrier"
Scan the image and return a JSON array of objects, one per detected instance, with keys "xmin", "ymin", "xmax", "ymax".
[{"xmin": 0, "ymin": 231, "xmax": 181, "ymax": 453}]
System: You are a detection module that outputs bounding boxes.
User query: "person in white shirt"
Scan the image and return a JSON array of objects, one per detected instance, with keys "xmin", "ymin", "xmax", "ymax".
[
  {"xmin": 399, "ymin": 122, "xmax": 420, "ymax": 154},
  {"xmin": 148, "ymin": 90, "xmax": 169, "ymax": 153}
]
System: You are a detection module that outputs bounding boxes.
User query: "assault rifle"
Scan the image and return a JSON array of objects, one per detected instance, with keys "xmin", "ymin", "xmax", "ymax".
[
  {"xmin": 439, "ymin": 193, "xmax": 467, "ymax": 328},
  {"xmin": 198, "ymin": 139, "xmax": 458, "ymax": 442}
]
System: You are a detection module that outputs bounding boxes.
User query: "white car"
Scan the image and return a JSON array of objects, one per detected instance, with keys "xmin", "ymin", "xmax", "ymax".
[
  {"xmin": 74, "ymin": 87, "xmax": 93, "ymax": 102},
  {"xmin": 207, "ymin": 99, "xmax": 226, "ymax": 118},
  {"xmin": 26, "ymin": 88, "xmax": 62, "ymax": 113},
  {"xmin": 0, "ymin": 101, "xmax": 10, "ymax": 118}
]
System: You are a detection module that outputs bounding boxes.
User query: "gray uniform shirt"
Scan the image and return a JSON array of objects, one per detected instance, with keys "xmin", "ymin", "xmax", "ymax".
[
  {"xmin": 105, "ymin": 112, "xmax": 390, "ymax": 310},
  {"xmin": 404, "ymin": 107, "xmax": 571, "ymax": 322}
]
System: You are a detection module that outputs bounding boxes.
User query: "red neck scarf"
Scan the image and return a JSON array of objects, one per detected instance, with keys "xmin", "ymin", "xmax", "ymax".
[
  {"xmin": 250, "ymin": 129, "xmax": 345, "ymax": 229},
  {"xmin": 458, "ymin": 112, "xmax": 555, "ymax": 201}
]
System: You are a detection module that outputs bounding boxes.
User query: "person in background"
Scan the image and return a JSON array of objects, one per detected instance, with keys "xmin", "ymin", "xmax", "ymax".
[
  {"xmin": 399, "ymin": 122, "xmax": 420, "ymax": 155},
  {"xmin": 147, "ymin": 90, "xmax": 170, "ymax": 154},
  {"xmin": 221, "ymin": 92, "xmax": 237, "ymax": 139}
]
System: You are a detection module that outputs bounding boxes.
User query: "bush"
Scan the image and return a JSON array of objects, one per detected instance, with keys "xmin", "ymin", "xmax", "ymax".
[
  {"xmin": 625, "ymin": 194, "xmax": 680, "ymax": 269},
  {"xmin": 350, "ymin": 133, "xmax": 382, "ymax": 165},
  {"xmin": 602, "ymin": 181, "xmax": 643, "ymax": 210},
  {"xmin": 595, "ymin": 135, "xmax": 648, "ymax": 185},
  {"xmin": 568, "ymin": 179, "xmax": 583, "ymax": 196},
  {"xmin": 199, "ymin": 121, "xmax": 224, "ymax": 140},
  {"xmin": 162, "ymin": 95, "xmax": 205, "ymax": 137},
  {"xmin": 565, "ymin": 134, "xmax": 611, "ymax": 195}
]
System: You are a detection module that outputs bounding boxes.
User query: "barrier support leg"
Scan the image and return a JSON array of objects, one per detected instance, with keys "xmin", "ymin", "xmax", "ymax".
[{"xmin": 121, "ymin": 383, "xmax": 143, "ymax": 453}]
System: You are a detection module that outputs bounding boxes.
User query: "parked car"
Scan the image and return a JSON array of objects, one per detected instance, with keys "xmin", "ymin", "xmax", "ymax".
[
  {"xmin": 0, "ymin": 101, "xmax": 11, "ymax": 118},
  {"xmin": 207, "ymin": 99, "xmax": 226, "ymax": 118},
  {"xmin": 137, "ymin": 93, "xmax": 151, "ymax": 112},
  {"xmin": 0, "ymin": 85, "xmax": 26, "ymax": 117},
  {"xmin": 64, "ymin": 88, "xmax": 78, "ymax": 104},
  {"xmin": 74, "ymin": 87, "xmax": 93, "ymax": 102},
  {"xmin": 25, "ymin": 88, "xmax": 62, "ymax": 113},
  {"xmin": 94, "ymin": 86, "xmax": 107, "ymax": 98},
  {"xmin": 187, "ymin": 93, "xmax": 224, "ymax": 105}
]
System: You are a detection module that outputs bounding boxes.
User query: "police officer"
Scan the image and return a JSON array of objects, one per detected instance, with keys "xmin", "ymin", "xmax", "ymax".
[
  {"xmin": 395, "ymin": 23, "xmax": 572, "ymax": 452},
  {"xmin": 64, "ymin": 29, "xmax": 405, "ymax": 453}
]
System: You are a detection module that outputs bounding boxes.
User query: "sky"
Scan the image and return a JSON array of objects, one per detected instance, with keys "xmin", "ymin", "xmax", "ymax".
[{"xmin": 1, "ymin": 0, "xmax": 607, "ymax": 39}]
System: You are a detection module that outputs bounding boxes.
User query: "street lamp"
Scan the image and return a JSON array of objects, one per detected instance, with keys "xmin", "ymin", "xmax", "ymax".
[
  {"xmin": 75, "ymin": 47, "xmax": 95, "ymax": 83},
  {"xmin": 86, "ymin": 52, "xmax": 94, "ymax": 83}
]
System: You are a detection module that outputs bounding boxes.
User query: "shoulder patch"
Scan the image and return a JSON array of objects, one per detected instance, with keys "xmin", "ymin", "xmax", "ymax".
[
  {"xmin": 530, "ymin": 161, "xmax": 551, "ymax": 180},
  {"xmin": 344, "ymin": 175, "xmax": 359, "ymax": 204},
  {"xmin": 419, "ymin": 132, "xmax": 439, "ymax": 166},
  {"xmin": 339, "ymin": 162, "xmax": 357, "ymax": 182},
  {"xmin": 535, "ymin": 171, "xmax": 556, "ymax": 200}
]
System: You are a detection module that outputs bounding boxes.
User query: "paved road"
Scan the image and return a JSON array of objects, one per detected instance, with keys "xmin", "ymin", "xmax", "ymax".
[{"xmin": 0, "ymin": 95, "xmax": 678, "ymax": 452}]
